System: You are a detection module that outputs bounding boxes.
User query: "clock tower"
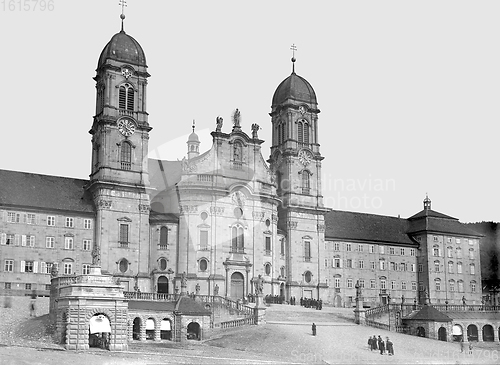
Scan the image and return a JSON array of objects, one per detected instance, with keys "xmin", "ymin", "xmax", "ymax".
[
  {"xmin": 269, "ymin": 55, "xmax": 330, "ymax": 301},
  {"xmin": 86, "ymin": 14, "xmax": 152, "ymax": 291}
]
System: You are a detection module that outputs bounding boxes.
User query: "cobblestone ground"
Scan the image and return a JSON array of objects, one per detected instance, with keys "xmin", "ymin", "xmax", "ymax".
[{"xmin": 1, "ymin": 297, "xmax": 499, "ymax": 364}]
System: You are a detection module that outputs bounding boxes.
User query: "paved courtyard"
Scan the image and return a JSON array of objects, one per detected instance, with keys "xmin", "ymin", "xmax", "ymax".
[{"xmin": 0, "ymin": 296, "xmax": 499, "ymax": 364}]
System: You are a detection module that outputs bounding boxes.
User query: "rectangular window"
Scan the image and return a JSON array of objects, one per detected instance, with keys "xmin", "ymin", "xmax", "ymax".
[
  {"xmin": 65, "ymin": 217, "xmax": 74, "ymax": 228},
  {"xmin": 433, "ymin": 236, "xmax": 438, "ymax": 242},
  {"xmin": 390, "ymin": 262, "xmax": 396, "ymax": 271},
  {"xmin": 24, "ymin": 261, "xmax": 34, "ymax": 273},
  {"xmin": 419, "ymin": 282, "xmax": 424, "ymax": 292},
  {"xmin": 334, "ymin": 242, "xmax": 340, "ymax": 251},
  {"xmin": 401, "ymin": 281, "xmax": 407, "ymax": 290},
  {"xmin": 411, "ymin": 282, "xmax": 417, "ymax": 291},
  {"xmin": 450, "ymin": 281, "xmax": 455, "ymax": 292},
  {"xmin": 347, "ymin": 279, "xmax": 353, "ymax": 288},
  {"xmin": 47, "ymin": 215, "xmax": 55, "ymax": 226},
  {"xmin": 370, "ymin": 261, "xmax": 376, "ymax": 270},
  {"xmin": 45, "ymin": 284, "xmax": 51, "ymax": 290},
  {"xmin": 400, "ymin": 248, "xmax": 405, "ymax": 256},
  {"xmin": 456, "ymin": 238, "xmax": 461, "ymax": 244},
  {"xmin": 435, "ymin": 281, "xmax": 441, "ymax": 291},
  {"xmin": 410, "ymin": 249, "xmax": 415, "ymax": 256},
  {"xmin": 380, "ymin": 280, "xmax": 387, "ymax": 289},
  {"xmin": 63, "ymin": 263, "xmax": 73, "ymax": 275},
  {"xmin": 359, "ymin": 279, "xmax": 365, "ymax": 288},
  {"xmin": 28, "ymin": 235, "xmax": 35, "ymax": 247},
  {"xmin": 458, "ymin": 281, "xmax": 464, "ymax": 292},
  {"xmin": 265, "ymin": 236, "xmax": 271, "ymax": 255},
  {"xmin": 82, "ymin": 239, "xmax": 92, "ymax": 251},
  {"xmin": 119, "ymin": 224, "xmax": 129, "ymax": 247},
  {"xmin": 346, "ymin": 243, "xmax": 352, "ymax": 252},
  {"xmin": 84, "ymin": 219, "xmax": 92, "ymax": 229},
  {"xmin": 369, "ymin": 245, "xmax": 375, "ymax": 253},
  {"xmin": 418, "ymin": 263, "xmax": 423, "ymax": 272},
  {"xmin": 379, "ymin": 260, "xmax": 386, "ymax": 270},
  {"xmin": 46, "ymin": 237, "xmax": 55, "ymax": 248},
  {"xmin": 379, "ymin": 246, "xmax": 385, "ymax": 254},
  {"xmin": 304, "ymin": 241, "xmax": 311, "ymax": 262},
  {"xmin": 389, "ymin": 247, "xmax": 395, "ymax": 255},
  {"xmin": 5, "ymin": 283, "xmax": 11, "ymax": 289},
  {"xmin": 64, "ymin": 237, "xmax": 74, "ymax": 250},
  {"xmin": 469, "ymin": 249, "xmax": 474, "ymax": 260},
  {"xmin": 391, "ymin": 280, "xmax": 396, "ymax": 290},
  {"xmin": 457, "ymin": 248, "xmax": 462, "ymax": 259},
  {"xmin": 358, "ymin": 260, "xmax": 364, "ymax": 269},
  {"xmin": 25, "ymin": 283, "xmax": 31, "ymax": 290},
  {"xmin": 471, "ymin": 282, "xmax": 476, "ymax": 292},
  {"xmin": 411, "ymin": 263, "xmax": 416, "ymax": 272},
  {"xmin": 334, "ymin": 278, "xmax": 340, "ymax": 288},
  {"xmin": 197, "ymin": 231, "xmax": 207, "ymax": 251},
  {"xmin": 464, "ymin": 238, "xmax": 469, "ymax": 245},
  {"xmin": 433, "ymin": 247, "xmax": 439, "ymax": 256},
  {"xmin": 26, "ymin": 213, "xmax": 36, "ymax": 225},
  {"xmin": 457, "ymin": 263, "xmax": 463, "ymax": 274},
  {"xmin": 7, "ymin": 212, "xmax": 21, "ymax": 223},
  {"xmin": 44, "ymin": 262, "xmax": 54, "ymax": 274},
  {"xmin": 4, "ymin": 259, "xmax": 14, "ymax": 272},
  {"xmin": 82, "ymin": 264, "xmax": 91, "ymax": 275},
  {"xmin": 470, "ymin": 264, "xmax": 475, "ymax": 275},
  {"xmin": 370, "ymin": 280, "xmax": 376, "ymax": 289},
  {"xmin": 358, "ymin": 244, "xmax": 363, "ymax": 252},
  {"xmin": 280, "ymin": 238, "xmax": 285, "ymax": 256}
]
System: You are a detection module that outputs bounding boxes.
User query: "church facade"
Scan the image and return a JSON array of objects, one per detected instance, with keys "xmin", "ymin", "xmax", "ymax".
[{"xmin": 0, "ymin": 21, "xmax": 483, "ymax": 307}]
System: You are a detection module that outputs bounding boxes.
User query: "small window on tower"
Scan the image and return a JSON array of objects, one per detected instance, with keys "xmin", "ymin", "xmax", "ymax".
[
  {"xmin": 121, "ymin": 141, "xmax": 132, "ymax": 170},
  {"xmin": 119, "ymin": 83, "xmax": 134, "ymax": 111}
]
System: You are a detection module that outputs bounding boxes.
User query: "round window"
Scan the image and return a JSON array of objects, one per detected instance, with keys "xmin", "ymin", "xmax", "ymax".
[
  {"xmin": 119, "ymin": 259, "xmax": 128, "ymax": 273},
  {"xmin": 265, "ymin": 219, "xmax": 271, "ymax": 227},
  {"xmin": 304, "ymin": 271, "xmax": 312, "ymax": 283},
  {"xmin": 265, "ymin": 263, "xmax": 271, "ymax": 275},
  {"xmin": 200, "ymin": 211, "xmax": 208, "ymax": 221},
  {"xmin": 159, "ymin": 258, "xmax": 167, "ymax": 271},
  {"xmin": 234, "ymin": 207, "xmax": 243, "ymax": 219},
  {"xmin": 199, "ymin": 259, "xmax": 208, "ymax": 272}
]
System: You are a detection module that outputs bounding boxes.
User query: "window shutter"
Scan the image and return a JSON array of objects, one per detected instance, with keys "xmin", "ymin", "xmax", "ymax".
[
  {"xmin": 0, "ymin": 233, "xmax": 5, "ymax": 245},
  {"xmin": 33, "ymin": 261, "xmax": 38, "ymax": 273},
  {"xmin": 15, "ymin": 234, "xmax": 20, "ymax": 246},
  {"xmin": 41, "ymin": 262, "xmax": 46, "ymax": 274},
  {"xmin": 20, "ymin": 260, "xmax": 25, "ymax": 272},
  {"xmin": 21, "ymin": 235, "xmax": 27, "ymax": 246}
]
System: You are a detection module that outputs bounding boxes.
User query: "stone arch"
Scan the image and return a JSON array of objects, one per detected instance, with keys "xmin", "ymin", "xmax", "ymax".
[
  {"xmin": 467, "ymin": 324, "xmax": 478, "ymax": 341},
  {"xmin": 145, "ymin": 317, "xmax": 156, "ymax": 340},
  {"xmin": 334, "ymin": 295, "xmax": 342, "ymax": 307},
  {"xmin": 84, "ymin": 307, "xmax": 114, "ymax": 323},
  {"xmin": 60, "ymin": 310, "xmax": 68, "ymax": 345},
  {"xmin": 438, "ymin": 326, "xmax": 447, "ymax": 341},
  {"xmin": 452, "ymin": 324, "xmax": 463, "ymax": 342},
  {"xmin": 160, "ymin": 318, "xmax": 173, "ymax": 340},
  {"xmin": 132, "ymin": 317, "xmax": 141, "ymax": 340},
  {"xmin": 482, "ymin": 324, "xmax": 494, "ymax": 342},
  {"xmin": 416, "ymin": 326, "xmax": 426, "ymax": 337},
  {"xmin": 187, "ymin": 321, "xmax": 201, "ymax": 340}
]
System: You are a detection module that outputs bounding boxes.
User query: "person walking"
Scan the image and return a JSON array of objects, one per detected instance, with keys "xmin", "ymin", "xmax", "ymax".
[
  {"xmin": 460, "ymin": 337, "xmax": 464, "ymax": 353},
  {"xmin": 368, "ymin": 336, "xmax": 373, "ymax": 350},
  {"xmin": 386, "ymin": 337, "xmax": 394, "ymax": 356},
  {"xmin": 312, "ymin": 323, "xmax": 317, "ymax": 336},
  {"xmin": 371, "ymin": 335, "xmax": 378, "ymax": 351},
  {"xmin": 468, "ymin": 341, "xmax": 473, "ymax": 355},
  {"xmin": 378, "ymin": 335, "xmax": 385, "ymax": 355}
]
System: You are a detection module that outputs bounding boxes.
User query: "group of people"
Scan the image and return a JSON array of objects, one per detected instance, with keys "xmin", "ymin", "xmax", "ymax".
[
  {"xmin": 300, "ymin": 297, "xmax": 323, "ymax": 310},
  {"xmin": 368, "ymin": 335, "xmax": 394, "ymax": 356}
]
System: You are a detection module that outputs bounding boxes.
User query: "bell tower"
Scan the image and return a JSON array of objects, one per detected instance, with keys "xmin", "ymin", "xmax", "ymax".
[
  {"xmin": 269, "ymin": 48, "xmax": 330, "ymax": 301},
  {"xmin": 86, "ymin": 9, "xmax": 152, "ymax": 291}
]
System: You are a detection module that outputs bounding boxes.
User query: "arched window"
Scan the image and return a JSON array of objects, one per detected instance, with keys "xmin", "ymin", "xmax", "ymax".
[
  {"xmin": 298, "ymin": 121, "xmax": 303, "ymax": 143},
  {"xmin": 448, "ymin": 261, "xmax": 454, "ymax": 273},
  {"xmin": 458, "ymin": 280, "xmax": 464, "ymax": 292},
  {"xmin": 449, "ymin": 279, "xmax": 455, "ymax": 292},
  {"xmin": 470, "ymin": 280, "xmax": 476, "ymax": 292},
  {"xmin": 119, "ymin": 258, "xmax": 128, "ymax": 273},
  {"xmin": 199, "ymin": 258, "xmax": 208, "ymax": 272},
  {"xmin": 303, "ymin": 123, "xmax": 309, "ymax": 144},
  {"xmin": 470, "ymin": 263, "xmax": 475, "ymax": 275},
  {"xmin": 231, "ymin": 225, "xmax": 244, "ymax": 253},
  {"xmin": 119, "ymin": 83, "xmax": 134, "ymax": 111},
  {"xmin": 281, "ymin": 122, "xmax": 285, "ymax": 144},
  {"xmin": 265, "ymin": 263, "xmax": 271, "ymax": 276},
  {"xmin": 121, "ymin": 141, "xmax": 132, "ymax": 170},
  {"xmin": 297, "ymin": 120, "xmax": 310, "ymax": 144},
  {"xmin": 434, "ymin": 260, "xmax": 440, "ymax": 272},
  {"xmin": 302, "ymin": 170, "xmax": 310, "ymax": 194},
  {"xmin": 304, "ymin": 270, "xmax": 312, "ymax": 283},
  {"xmin": 457, "ymin": 262, "xmax": 463, "ymax": 274},
  {"xmin": 160, "ymin": 226, "xmax": 168, "ymax": 248},
  {"xmin": 304, "ymin": 240, "xmax": 311, "ymax": 262},
  {"xmin": 435, "ymin": 278, "xmax": 441, "ymax": 291}
]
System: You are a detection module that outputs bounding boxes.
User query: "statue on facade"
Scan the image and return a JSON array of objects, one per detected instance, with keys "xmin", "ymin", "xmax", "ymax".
[
  {"xmin": 181, "ymin": 272, "xmax": 188, "ymax": 287},
  {"xmin": 195, "ymin": 282, "xmax": 200, "ymax": 295},
  {"xmin": 214, "ymin": 284, "xmax": 219, "ymax": 296},
  {"xmin": 462, "ymin": 296, "xmax": 467, "ymax": 306},
  {"xmin": 50, "ymin": 265, "xmax": 58, "ymax": 278},
  {"xmin": 251, "ymin": 123, "xmax": 260, "ymax": 139},
  {"xmin": 91, "ymin": 243, "xmax": 100, "ymax": 266},
  {"xmin": 216, "ymin": 116, "xmax": 223, "ymax": 132},
  {"xmin": 232, "ymin": 108, "xmax": 241, "ymax": 128},
  {"xmin": 355, "ymin": 280, "xmax": 361, "ymax": 302},
  {"xmin": 254, "ymin": 274, "xmax": 264, "ymax": 295}
]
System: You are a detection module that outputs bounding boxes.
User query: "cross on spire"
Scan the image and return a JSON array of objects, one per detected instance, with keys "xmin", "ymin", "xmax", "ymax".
[
  {"xmin": 192, "ymin": 119, "xmax": 195, "ymax": 133},
  {"xmin": 119, "ymin": 0, "xmax": 127, "ymax": 32},
  {"xmin": 290, "ymin": 44, "xmax": 297, "ymax": 73}
]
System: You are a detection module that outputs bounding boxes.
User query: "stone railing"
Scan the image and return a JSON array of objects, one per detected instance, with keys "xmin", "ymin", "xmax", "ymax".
[
  {"xmin": 433, "ymin": 304, "xmax": 500, "ymax": 312},
  {"xmin": 219, "ymin": 316, "xmax": 256, "ymax": 329},
  {"xmin": 365, "ymin": 319, "xmax": 390, "ymax": 331},
  {"xmin": 196, "ymin": 295, "xmax": 254, "ymax": 317},
  {"xmin": 124, "ymin": 292, "xmax": 179, "ymax": 301}
]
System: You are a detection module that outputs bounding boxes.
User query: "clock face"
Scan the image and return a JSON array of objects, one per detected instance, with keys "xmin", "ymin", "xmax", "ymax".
[
  {"xmin": 121, "ymin": 68, "xmax": 132, "ymax": 79},
  {"xmin": 117, "ymin": 119, "xmax": 136, "ymax": 137},
  {"xmin": 298, "ymin": 149, "xmax": 312, "ymax": 166}
]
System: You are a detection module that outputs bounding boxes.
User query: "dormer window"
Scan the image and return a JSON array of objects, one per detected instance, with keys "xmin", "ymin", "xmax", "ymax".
[{"xmin": 119, "ymin": 83, "xmax": 134, "ymax": 111}]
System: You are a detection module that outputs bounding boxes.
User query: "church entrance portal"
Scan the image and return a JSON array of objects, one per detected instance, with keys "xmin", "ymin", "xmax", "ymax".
[
  {"xmin": 230, "ymin": 272, "xmax": 244, "ymax": 299},
  {"xmin": 157, "ymin": 276, "xmax": 169, "ymax": 294}
]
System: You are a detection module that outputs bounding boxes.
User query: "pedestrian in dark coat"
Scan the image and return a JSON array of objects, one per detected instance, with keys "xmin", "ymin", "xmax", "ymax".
[
  {"xmin": 368, "ymin": 337, "xmax": 373, "ymax": 350},
  {"xmin": 371, "ymin": 335, "xmax": 378, "ymax": 350},
  {"xmin": 312, "ymin": 323, "xmax": 316, "ymax": 336},
  {"xmin": 378, "ymin": 336, "xmax": 385, "ymax": 355},
  {"xmin": 386, "ymin": 337, "xmax": 394, "ymax": 355}
]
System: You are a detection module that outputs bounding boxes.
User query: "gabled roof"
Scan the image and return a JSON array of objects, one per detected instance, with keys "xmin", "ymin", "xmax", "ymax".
[
  {"xmin": 408, "ymin": 209, "xmax": 456, "ymax": 220},
  {"xmin": 0, "ymin": 169, "xmax": 94, "ymax": 214},
  {"xmin": 324, "ymin": 210, "xmax": 415, "ymax": 245},
  {"xmin": 406, "ymin": 305, "xmax": 452, "ymax": 322}
]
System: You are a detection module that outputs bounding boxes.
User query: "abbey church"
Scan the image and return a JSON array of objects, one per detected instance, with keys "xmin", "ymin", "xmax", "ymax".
[{"xmin": 0, "ymin": 16, "xmax": 483, "ymax": 308}]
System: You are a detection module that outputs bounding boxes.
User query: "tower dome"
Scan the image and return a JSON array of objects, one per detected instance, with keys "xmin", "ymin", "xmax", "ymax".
[
  {"xmin": 188, "ymin": 130, "xmax": 200, "ymax": 142},
  {"xmin": 272, "ymin": 71, "xmax": 317, "ymax": 107},
  {"xmin": 97, "ymin": 30, "xmax": 147, "ymax": 68}
]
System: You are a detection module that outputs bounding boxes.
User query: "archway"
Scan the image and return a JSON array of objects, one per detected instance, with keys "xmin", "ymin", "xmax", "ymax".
[
  {"xmin": 145, "ymin": 318, "xmax": 155, "ymax": 340},
  {"xmin": 416, "ymin": 326, "xmax": 426, "ymax": 337},
  {"xmin": 89, "ymin": 313, "xmax": 111, "ymax": 349},
  {"xmin": 158, "ymin": 276, "xmax": 169, "ymax": 294},
  {"xmin": 187, "ymin": 322, "xmax": 200, "ymax": 340},
  {"xmin": 438, "ymin": 327, "xmax": 447, "ymax": 341},
  {"xmin": 452, "ymin": 324, "xmax": 463, "ymax": 342},
  {"xmin": 280, "ymin": 283, "xmax": 285, "ymax": 298},
  {"xmin": 160, "ymin": 319, "xmax": 172, "ymax": 340},
  {"xmin": 467, "ymin": 324, "xmax": 478, "ymax": 342},
  {"xmin": 230, "ymin": 272, "xmax": 244, "ymax": 299},
  {"xmin": 482, "ymin": 325, "xmax": 494, "ymax": 342},
  {"xmin": 334, "ymin": 295, "xmax": 342, "ymax": 307},
  {"xmin": 132, "ymin": 317, "xmax": 141, "ymax": 340}
]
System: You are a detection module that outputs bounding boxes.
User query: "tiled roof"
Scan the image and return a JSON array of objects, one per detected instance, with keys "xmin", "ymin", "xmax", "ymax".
[
  {"xmin": 407, "ymin": 216, "xmax": 482, "ymax": 237},
  {"xmin": 324, "ymin": 210, "xmax": 415, "ymax": 245},
  {"xmin": 408, "ymin": 209, "xmax": 456, "ymax": 220},
  {"xmin": 149, "ymin": 211, "xmax": 179, "ymax": 223},
  {"xmin": 0, "ymin": 169, "xmax": 94, "ymax": 213},
  {"xmin": 444, "ymin": 311, "xmax": 500, "ymax": 320},
  {"xmin": 175, "ymin": 297, "xmax": 211, "ymax": 315},
  {"xmin": 406, "ymin": 305, "xmax": 452, "ymax": 322},
  {"xmin": 128, "ymin": 300, "xmax": 176, "ymax": 311}
]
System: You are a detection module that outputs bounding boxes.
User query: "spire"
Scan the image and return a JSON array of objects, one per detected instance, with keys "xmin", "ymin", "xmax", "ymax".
[
  {"xmin": 187, "ymin": 119, "xmax": 200, "ymax": 159},
  {"xmin": 192, "ymin": 119, "xmax": 195, "ymax": 133},
  {"xmin": 290, "ymin": 44, "xmax": 297, "ymax": 74},
  {"xmin": 119, "ymin": 0, "xmax": 127, "ymax": 32},
  {"xmin": 423, "ymin": 193, "xmax": 431, "ymax": 210}
]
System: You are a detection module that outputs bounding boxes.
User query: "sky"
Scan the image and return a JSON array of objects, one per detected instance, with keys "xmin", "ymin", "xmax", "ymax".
[{"xmin": 0, "ymin": 0, "xmax": 498, "ymax": 223}]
